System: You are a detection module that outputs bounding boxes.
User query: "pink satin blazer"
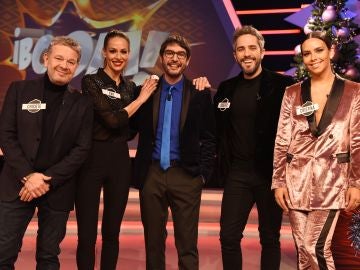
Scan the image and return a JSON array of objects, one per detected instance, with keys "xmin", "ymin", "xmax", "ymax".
[{"xmin": 272, "ymin": 77, "xmax": 360, "ymax": 210}]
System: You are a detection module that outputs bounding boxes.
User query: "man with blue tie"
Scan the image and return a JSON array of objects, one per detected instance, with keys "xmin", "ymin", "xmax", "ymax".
[{"xmin": 132, "ymin": 33, "xmax": 216, "ymax": 270}]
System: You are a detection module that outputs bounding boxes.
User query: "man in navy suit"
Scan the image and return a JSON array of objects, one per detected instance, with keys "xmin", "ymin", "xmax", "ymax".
[
  {"xmin": 0, "ymin": 36, "xmax": 93, "ymax": 269},
  {"xmin": 132, "ymin": 33, "xmax": 216, "ymax": 270}
]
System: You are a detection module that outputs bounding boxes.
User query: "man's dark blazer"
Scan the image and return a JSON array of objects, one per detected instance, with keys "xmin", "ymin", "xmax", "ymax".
[
  {"xmin": 213, "ymin": 68, "xmax": 294, "ymax": 186},
  {"xmin": 131, "ymin": 76, "xmax": 216, "ymax": 189},
  {"xmin": 0, "ymin": 76, "xmax": 93, "ymax": 211}
]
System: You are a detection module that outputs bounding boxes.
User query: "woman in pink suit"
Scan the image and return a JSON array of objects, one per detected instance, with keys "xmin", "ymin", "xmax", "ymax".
[{"xmin": 272, "ymin": 31, "xmax": 360, "ymax": 270}]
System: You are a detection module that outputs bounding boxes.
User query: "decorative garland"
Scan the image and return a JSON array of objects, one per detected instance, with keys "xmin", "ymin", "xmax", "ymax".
[
  {"xmin": 349, "ymin": 209, "xmax": 360, "ymax": 254},
  {"xmin": 292, "ymin": 0, "xmax": 360, "ymax": 82}
]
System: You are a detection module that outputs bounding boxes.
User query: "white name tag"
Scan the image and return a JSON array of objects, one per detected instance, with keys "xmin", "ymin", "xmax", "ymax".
[
  {"xmin": 102, "ymin": 89, "xmax": 121, "ymax": 99},
  {"xmin": 296, "ymin": 101, "xmax": 319, "ymax": 116},
  {"xmin": 217, "ymin": 98, "xmax": 230, "ymax": 111},
  {"xmin": 22, "ymin": 99, "xmax": 46, "ymax": 113}
]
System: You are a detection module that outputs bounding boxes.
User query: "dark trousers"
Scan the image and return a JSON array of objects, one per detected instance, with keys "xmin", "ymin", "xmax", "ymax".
[
  {"xmin": 220, "ymin": 170, "xmax": 283, "ymax": 270},
  {"xmin": 0, "ymin": 197, "xmax": 69, "ymax": 270},
  {"xmin": 140, "ymin": 163, "xmax": 203, "ymax": 270},
  {"xmin": 75, "ymin": 140, "xmax": 131, "ymax": 270}
]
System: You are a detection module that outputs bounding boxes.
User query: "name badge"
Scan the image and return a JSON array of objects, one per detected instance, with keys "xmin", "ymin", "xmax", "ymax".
[
  {"xmin": 22, "ymin": 99, "xmax": 46, "ymax": 113},
  {"xmin": 217, "ymin": 98, "xmax": 230, "ymax": 111},
  {"xmin": 296, "ymin": 101, "xmax": 319, "ymax": 116},
  {"xmin": 102, "ymin": 88, "xmax": 121, "ymax": 99}
]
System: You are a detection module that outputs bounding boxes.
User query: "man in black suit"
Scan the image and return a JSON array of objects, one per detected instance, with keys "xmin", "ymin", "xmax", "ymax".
[
  {"xmin": 0, "ymin": 36, "xmax": 93, "ymax": 269},
  {"xmin": 214, "ymin": 26, "xmax": 294, "ymax": 270},
  {"xmin": 132, "ymin": 34, "xmax": 216, "ymax": 270}
]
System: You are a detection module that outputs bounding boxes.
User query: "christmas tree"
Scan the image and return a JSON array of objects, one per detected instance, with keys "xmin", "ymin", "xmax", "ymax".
[{"xmin": 293, "ymin": 0, "xmax": 360, "ymax": 82}]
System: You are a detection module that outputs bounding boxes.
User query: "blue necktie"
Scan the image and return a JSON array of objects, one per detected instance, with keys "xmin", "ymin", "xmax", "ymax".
[{"xmin": 160, "ymin": 86, "xmax": 174, "ymax": 170}]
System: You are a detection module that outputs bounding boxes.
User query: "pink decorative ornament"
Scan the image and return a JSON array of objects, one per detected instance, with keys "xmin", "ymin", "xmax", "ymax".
[
  {"xmin": 337, "ymin": 27, "xmax": 350, "ymax": 38},
  {"xmin": 322, "ymin": 5, "xmax": 337, "ymax": 22},
  {"xmin": 344, "ymin": 66, "xmax": 359, "ymax": 79},
  {"xmin": 294, "ymin": 45, "xmax": 302, "ymax": 55},
  {"xmin": 304, "ymin": 23, "xmax": 312, "ymax": 34}
]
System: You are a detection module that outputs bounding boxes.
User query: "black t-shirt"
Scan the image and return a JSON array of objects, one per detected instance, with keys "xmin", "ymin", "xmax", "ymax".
[{"xmin": 229, "ymin": 73, "xmax": 262, "ymax": 172}]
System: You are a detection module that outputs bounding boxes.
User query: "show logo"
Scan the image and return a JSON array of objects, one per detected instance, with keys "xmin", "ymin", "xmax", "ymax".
[
  {"xmin": 0, "ymin": 0, "xmax": 237, "ymax": 107},
  {"xmin": 13, "ymin": 28, "xmax": 169, "ymax": 85}
]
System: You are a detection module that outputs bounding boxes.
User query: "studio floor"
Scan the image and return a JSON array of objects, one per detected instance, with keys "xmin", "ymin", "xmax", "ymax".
[{"xmin": 15, "ymin": 189, "xmax": 297, "ymax": 270}]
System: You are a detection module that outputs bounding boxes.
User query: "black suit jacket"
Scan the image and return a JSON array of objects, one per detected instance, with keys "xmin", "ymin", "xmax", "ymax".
[
  {"xmin": 0, "ymin": 76, "xmax": 93, "ymax": 211},
  {"xmin": 213, "ymin": 69, "xmax": 294, "ymax": 185},
  {"xmin": 131, "ymin": 76, "xmax": 216, "ymax": 189}
]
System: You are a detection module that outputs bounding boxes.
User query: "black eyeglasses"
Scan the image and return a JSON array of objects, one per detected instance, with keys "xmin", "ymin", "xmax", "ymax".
[{"xmin": 164, "ymin": 50, "xmax": 187, "ymax": 60}]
